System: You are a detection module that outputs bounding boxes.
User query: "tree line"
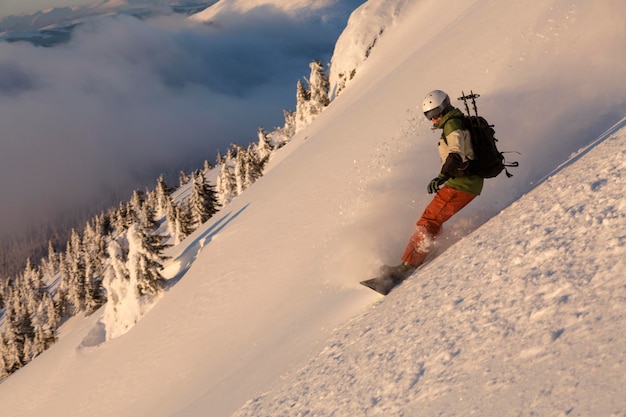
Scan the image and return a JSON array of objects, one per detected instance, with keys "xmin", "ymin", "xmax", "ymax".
[{"xmin": 0, "ymin": 59, "xmax": 331, "ymax": 381}]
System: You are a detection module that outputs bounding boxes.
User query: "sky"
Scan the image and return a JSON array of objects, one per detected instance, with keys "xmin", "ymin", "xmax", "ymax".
[
  {"xmin": 0, "ymin": 0, "xmax": 625, "ymax": 416},
  {"xmin": 0, "ymin": 0, "xmax": 363, "ymax": 237}
]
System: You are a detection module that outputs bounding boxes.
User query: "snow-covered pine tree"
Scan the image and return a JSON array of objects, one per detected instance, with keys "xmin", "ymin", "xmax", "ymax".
[
  {"xmin": 179, "ymin": 170, "xmax": 190, "ymax": 188},
  {"xmin": 0, "ymin": 278, "xmax": 5, "ymax": 310},
  {"xmin": 41, "ymin": 240, "xmax": 59, "ymax": 280},
  {"xmin": 104, "ymin": 239, "xmax": 129, "ymax": 294},
  {"xmin": 215, "ymin": 149, "xmax": 225, "ymax": 166},
  {"xmin": 102, "ymin": 238, "xmax": 131, "ymax": 339},
  {"xmin": 3, "ymin": 283, "xmax": 34, "ymax": 371},
  {"xmin": 256, "ymin": 127, "xmax": 273, "ymax": 163},
  {"xmin": 0, "ymin": 333, "xmax": 11, "ymax": 380},
  {"xmin": 295, "ymin": 79, "xmax": 311, "ymax": 134},
  {"xmin": 309, "ymin": 59, "xmax": 330, "ymax": 108},
  {"xmin": 128, "ymin": 190, "xmax": 145, "ymax": 225},
  {"xmin": 232, "ymin": 144, "xmax": 247, "ymax": 196},
  {"xmin": 139, "ymin": 197, "xmax": 158, "ymax": 232},
  {"xmin": 174, "ymin": 202, "xmax": 194, "ymax": 241},
  {"xmin": 281, "ymin": 109, "xmax": 296, "ymax": 141},
  {"xmin": 144, "ymin": 189, "xmax": 159, "ymax": 223},
  {"xmin": 111, "ymin": 201, "xmax": 131, "ymax": 237},
  {"xmin": 82, "ymin": 219, "xmax": 106, "ymax": 314},
  {"xmin": 23, "ymin": 259, "xmax": 45, "ymax": 313},
  {"xmin": 31, "ymin": 290, "xmax": 58, "ymax": 355},
  {"xmin": 0, "ymin": 316, "xmax": 23, "ymax": 374},
  {"xmin": 244, "ymin": 143, "xmax": 264, "ymax": 189},
  {"xmin": 189, "ymin": 172, "xmax": 220, "ymax": 229},
  {"xmin": 162, "ymin": 194, "xmax": 179, "ymax": 243},
  {"xmin": 295, "ymin": 59, "xmax": 330, "ymax": 134},
  {"xmin": 217, "ymin": 153, "xmax": 237, "ymax": 204},
  {"xmin": 155, "ymin": 175, "xmax": 174, "ymax": 219},
  {"xmin": 126, "ymin": 222, "xmax": 169, "ymax": 298},
  {"xmin": 55, "ymin": 252, "xmax": 71, "ymax": 319},
  {"xmin": 65, "ymin": 229, "xmax": 86, "ymax": 314},
  {"xmin": 14, "ymin": 260, "xmax": 57, "ymax": 360}
]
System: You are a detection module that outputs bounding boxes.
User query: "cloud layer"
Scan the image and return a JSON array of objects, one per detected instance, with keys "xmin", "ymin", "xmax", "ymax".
[{"xmin": 0, "ymin": 7, "xmax": 350, "ymax": 235}]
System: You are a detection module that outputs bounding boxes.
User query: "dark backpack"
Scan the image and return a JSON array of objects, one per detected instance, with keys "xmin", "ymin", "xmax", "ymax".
[{"xmin": 452, "ymin": 92, "xmax": 518, "ymax": 178}]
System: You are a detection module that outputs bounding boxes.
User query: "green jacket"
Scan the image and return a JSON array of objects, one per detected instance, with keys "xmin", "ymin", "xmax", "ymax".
[{"xmin": 433, "ymin": 108, "xmax": 484, "ymax": 195}]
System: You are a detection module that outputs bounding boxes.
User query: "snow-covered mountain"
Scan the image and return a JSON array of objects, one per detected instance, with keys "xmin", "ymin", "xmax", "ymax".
[
  {"xmin": 0, "ymin": 0, "xmax": 216, "ymax": 46},
  {"xmin": 0, "ymin": 0, "xmax": 625, "ymax": 416}
]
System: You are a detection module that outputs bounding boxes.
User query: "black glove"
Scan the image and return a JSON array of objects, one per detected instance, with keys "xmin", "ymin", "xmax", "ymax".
[
  {"xmin": 427, "ymin": 174, "xmax": 448, "ymax": 194},
  {"xmin": 441, "ymin": 153, "xmax": 464, "ymax": 178}
]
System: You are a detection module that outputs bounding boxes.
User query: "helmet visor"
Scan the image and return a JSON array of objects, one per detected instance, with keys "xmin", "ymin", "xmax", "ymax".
[{"xmin": 424, "ymin": 107, "xmax": 444, "ymax": 120}]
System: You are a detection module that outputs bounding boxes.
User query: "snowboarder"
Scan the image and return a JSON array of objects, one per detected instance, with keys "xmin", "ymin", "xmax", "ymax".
[{"xmin": 380, "ymin": 90, "xmax": 484, "ymax": 285}]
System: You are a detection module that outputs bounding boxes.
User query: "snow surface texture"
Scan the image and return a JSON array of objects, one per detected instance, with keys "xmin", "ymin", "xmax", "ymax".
[
  {"xmin": 327, "ymin": 0, "xmax": 412, "ymax": 99},
  {"xmin": 233, "ymin": 117, "xmax": 626, "ymax": 416},
  {"xmin": 0, "ymin": 0, "xmax": 625, "ymax": 416}
]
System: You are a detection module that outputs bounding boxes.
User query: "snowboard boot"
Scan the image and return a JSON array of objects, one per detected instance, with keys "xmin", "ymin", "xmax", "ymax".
[{"xmin": 379, "ymin": 262, "xmax": 416, "ymax": 284}]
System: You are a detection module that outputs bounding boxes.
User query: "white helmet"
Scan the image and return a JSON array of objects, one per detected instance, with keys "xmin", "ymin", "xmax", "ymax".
[{"xmin": 422, "ymin": 90, "xmax": 451, "ymax": 120}]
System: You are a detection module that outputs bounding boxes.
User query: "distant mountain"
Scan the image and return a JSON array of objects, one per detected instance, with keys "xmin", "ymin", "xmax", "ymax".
[{"xmin": 0, "ymin": 0, "xmax": 217, "ymax": 46}]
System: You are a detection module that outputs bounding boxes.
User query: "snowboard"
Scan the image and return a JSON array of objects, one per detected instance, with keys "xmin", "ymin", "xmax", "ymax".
[
  {"xmin": 360, "ymin": 275, "xmax": 406, "ymax": 296},
  {"xmin": 361, "ymin": 250, "xmax": 441, "ymax": 295}
]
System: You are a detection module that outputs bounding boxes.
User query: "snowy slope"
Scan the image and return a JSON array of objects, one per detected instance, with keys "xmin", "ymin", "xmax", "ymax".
[
  {"xmin": 233, "ymin": 116, "xmax": 626, "ymax": 416},
  {"xmin": 327, "ymin": 0, "xmax": 414, "ymax": 98},
  {"xmin": 192, "ymin": 0, "xmax": 364, "ymax": 21},
  {"xmin": 0, "ymin": 1, "xmax": 625, "ymax": 417}
]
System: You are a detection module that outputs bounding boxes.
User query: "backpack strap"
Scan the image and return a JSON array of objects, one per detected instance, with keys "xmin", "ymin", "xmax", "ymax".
[{"xmin": 442, "ymin": 116, "xmax": 464, "ymax": 138}]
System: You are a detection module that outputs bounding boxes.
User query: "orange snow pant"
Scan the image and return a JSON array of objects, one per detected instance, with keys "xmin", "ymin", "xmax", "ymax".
[{"xmin": 401, "ymin": 186, "xmax": 477, "ymax": 267}]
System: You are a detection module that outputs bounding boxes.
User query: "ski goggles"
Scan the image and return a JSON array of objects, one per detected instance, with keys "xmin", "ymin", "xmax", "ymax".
[{"xmin": 424, "ymin": 107, "xmax": 444, "ymax": 120}]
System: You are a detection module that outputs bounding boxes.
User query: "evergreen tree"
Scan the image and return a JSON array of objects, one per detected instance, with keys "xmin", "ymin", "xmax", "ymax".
[
  {"xmin": 126, "ymin": 223, "xmax": 169, "ymax": 297},
  {"xmin": 65, "ymin": 229, "xmax": 86, "ymax": 314},
  {"xmin": 42, "ymin": 240, "xmax": 59, "ymax": 280},
  {"xmin": 179, "ymin": 170, "xmax": 190, "ymax": 187},
  {"xmin": 82, "ymin": 219, "xmax": 106, "ymax": 314},
  {"xmin": 3, "ymin": 285, "xmax": 34, "ymax": 371},
  {"xmin": 155, "ymin": 175, "xmax": 174, "ymax": 218},
  {"xmin": 0, "ymin": 333, "xmax": 11, "ymax": 380},
  {"xmin": 190, "ymin": 173, "xmax": 220, "ymax": 229},
  {"xmin": 24, "ymin": 259, "xmax": 46, "ymax": 313},
  {"xmin": 217, "ymin": 158, "xmax": 237, "ymax": 204},
  {"xmin": 104, "ymin": 238, "xmax": 129, "ymax": 298},
  {"xmin": 308, "ymin": 59, "xmax": 330, "ymax": 108},
  {"xmin": 174, "ymin": 202, "xmax": 194, "ymax": 241},
  {"xmin": 256, "ymin": 127, "xmax": 273, "ymax": 162},
  {"xmin": 244, "ymin": 143, "xmax": 264, "ymax": 188},
  {"xmin": 144, "ymin": 189, "xmax": 159, "ymax": 222},
  {"xmin": 111, "ymin": 201, "xmax": 132, "ymax": 237},
  {"xmin": 0, "ymin": 278, "xmax": 5, "ymax": 310},
  {"xmin": 1, "ymin": 317, "xmax": 23, "ymax": 374},
  {"xmin": 101, "ymin": 238, "xmax": 130, "ymax": 338},
  {"xmin": 31, "ymin": 291, "xmax": 58, "ymax": 355},
  {"xmin": 56, "ymin": 252, "xmax": 71, "ymax": 319},
  {"xmin": 215, "ymin": 149, "xmax": 225, "ymax": 166},
  {"xmin": 139, "ymin": 198, "xmax": 158, "ymax": 231},
  {"xmin": 295, "ymin": 60, "xmax": 330, "ymax": 134},
  {"xmin": 233, "ymin": 144, "xmax": 247, "ymax": 195},
  {"xmin": 128, "ymin": 190, "xmax": 145, "ymax": 224},
  {"xmin": 295, "ymin": 79, "xmax": 311, "ymax": 134},
  {"xmin": 281, "ymin": 109, "xmax": 296, "ymax": 141},
  {"xmin": 163, "ymin": 194, "xmax": 179, "ymax": 243},
  {"xmin": 12, "ymin": 260, "xmax": 57, "ymax": 360}
]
